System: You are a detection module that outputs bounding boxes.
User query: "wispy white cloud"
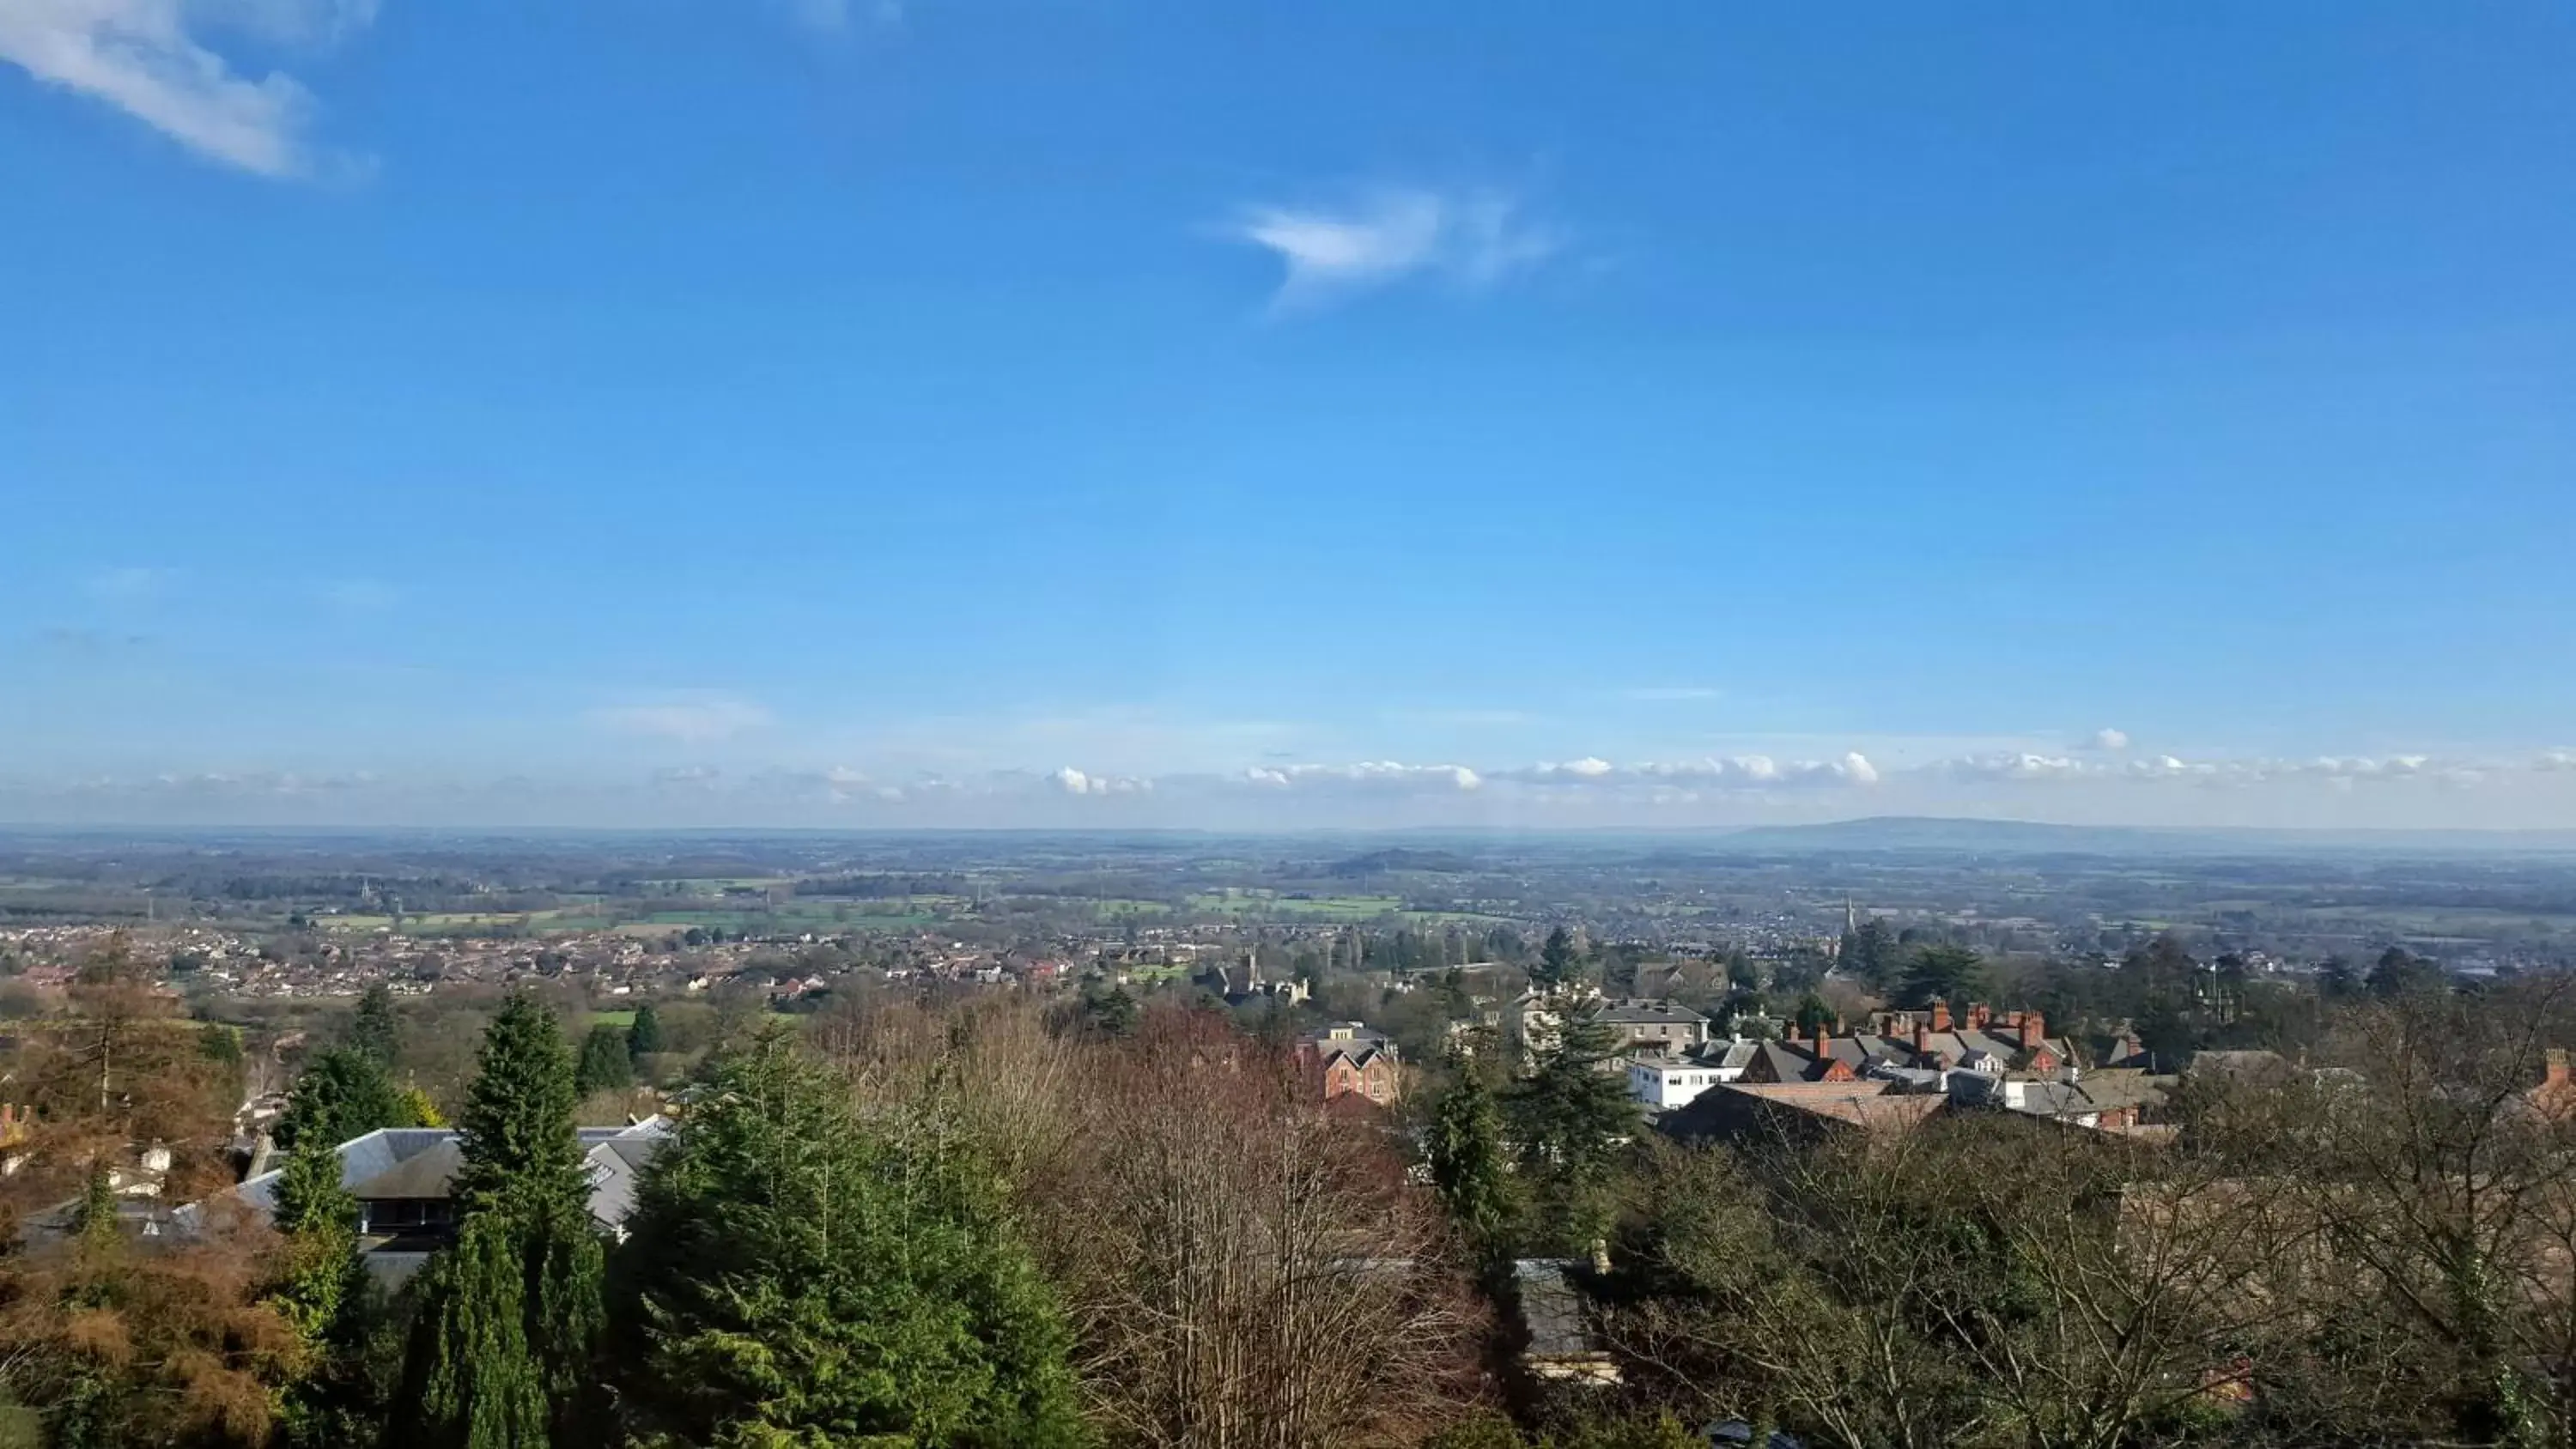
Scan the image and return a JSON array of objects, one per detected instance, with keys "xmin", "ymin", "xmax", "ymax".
[
  {"xmin": 2540, "ymin": 749, "xmax": 2576, "ymax": 772},
  {"xmin": 1242, "ymin": 761, "xmax": 1484, "ymax": 792},
  {"xmin": 591, "ymin": 696, "xmax": 774, "ymax": 745},
  {"xmin": 1051, "ymin": 766, "xmax": 1150, "ymax": 797},
  {"xmin": 0, "ymin": 0, "xmax": 371, "ymax": 177},
  {"xmin": 1225, "ymin": 185, "xmax": 1561, "ymax": 310},
  {"xmin": 1941, "ymin": 753, "xmax": 2092, "ymax": 782},
  {"xmin": 1628, "ymin": 754, "xmax": 1880, "ymax": 787},
  {"xmin": 2091, "ymin": 727, "xmax": 2130, "ymax": 751},
  {"xmin": 1517, "ymin": 756, "xmax": 1616, "ymax": 781},
  {"xmin": 1929, "ymin": 749, "xmax": 2461, "ymax": 788},
  {"xmin": 1385, "ymin": 754, "xmax": 1884, "ymax": 791}
]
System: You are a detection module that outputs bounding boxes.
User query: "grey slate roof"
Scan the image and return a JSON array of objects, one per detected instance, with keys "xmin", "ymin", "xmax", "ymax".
[
  {"xmin": 228, "ymin": 1119, "xmax": 671, "ymax": 1229},
  {"xmin": 1595, "ymin": 999, "xmax": 1706, "ymax": 1028},
  {"xmin": 1705, "ymin": 1039, "xmax": 1760, "ymax": 1072}
]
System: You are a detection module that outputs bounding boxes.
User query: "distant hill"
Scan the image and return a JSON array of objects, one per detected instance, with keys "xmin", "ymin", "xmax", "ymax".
[
  {"xmin": 1321, "ymin": 847, "xmax": 1477, "ymax": 876},
  {"xmin": 1711, "ymin": 817, "xmax": 2172, "ymax": 854},
  {"xmin": 1708, "ymin": 815, "xmax": 2576, "ymax": 857}
]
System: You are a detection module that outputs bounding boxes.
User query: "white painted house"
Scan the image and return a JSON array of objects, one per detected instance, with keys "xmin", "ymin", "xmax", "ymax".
[{"xmin": 1626, "ymin": 1040, "xmax": 1756, "ymax": 1110}]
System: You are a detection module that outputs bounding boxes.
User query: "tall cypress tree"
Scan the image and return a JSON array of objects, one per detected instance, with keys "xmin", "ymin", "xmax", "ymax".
[
  {"xmin": 623, "ymin": 1003, "xmax": 662, "ymax": 1064},
  {"xmin": 394, "ymin": 994, "xmax": 604, "ymax": 1449}
]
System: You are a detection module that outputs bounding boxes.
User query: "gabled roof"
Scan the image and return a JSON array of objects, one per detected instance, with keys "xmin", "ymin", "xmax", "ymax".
[
  {"xmin": 1752, "ymin": 1040, "xmax": 1815, "ymax": 1082},
  {"xmin": 1662, "ymin": 1079, "xmax": 1950, "ymax": 1140},
  {"xmin": 1318, "ymin": 1044, "xmax": 1394, "ymax": 1073},
  {"xmin": 348, "ymin": 1137, "xmax": 464, "ymax": 1200},
  {"xmin": 1704, "ymin": 1039, "xmax": 1760, "ymax": 1071}
]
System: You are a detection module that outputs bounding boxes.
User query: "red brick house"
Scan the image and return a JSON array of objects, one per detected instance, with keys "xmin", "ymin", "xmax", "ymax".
[{"xmin": 1297, "ymin": 1022, "xmax": 1401, "ymax": 1106}]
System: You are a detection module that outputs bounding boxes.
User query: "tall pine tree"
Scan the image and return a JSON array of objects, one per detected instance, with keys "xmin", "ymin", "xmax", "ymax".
[
  {"xmin": 393, "ymin": 994, "xmax": 604, "ymax": 1449},
  {"xmin": 1425, "ymin": 1061, "xmax": 1517, "ymax": 1266},
  {"xmin": 1531, "ymin": 925, "xmax": 1583, "ymax": 991},
  {"xmin": 607, "ymin": 1032, "xmax": 1087, "ymax": 1448},
  {"xmin": 1506, "ymin": 1003, "xmax": 1638, "ymax": 1252}
]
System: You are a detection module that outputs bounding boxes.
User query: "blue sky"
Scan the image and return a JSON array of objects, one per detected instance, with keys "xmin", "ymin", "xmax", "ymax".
[{"xmin": 5, "ymin": 1, "xmax": 2575, "ymax": 828}]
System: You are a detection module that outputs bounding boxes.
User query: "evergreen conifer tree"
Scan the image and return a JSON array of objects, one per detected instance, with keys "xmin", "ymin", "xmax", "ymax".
[
  {"xmin": 1425, "ymin": 1062, "xmax": 1516, "ymax": 1264},
  {"xmin": 269, "ymin": 1126, "xmax": 382, "ymax": 1448},
  {"xmin": 1532, "ymin": 925, "xmax": 1583, "ymax": 991},
  {"xmin": 392, "ymin": 994, "xmax": 604, "ymax": 1449},
  {"xmin": 1506, "ymin": 1003, "xmax": 1638, "ymax": 1251},
  {"xmin": 350, "ymin": 982, "xmax": 402, "ymax": 1064},
  {"xmin": 573, "ymin": 1025, "xmax": 632, "ymax": 1097},
  {"xmin": 1897, "ymin": 943, "xmax": 1987, "ymax": 1010},
  {"xmin": 607, "ymin": 1032, "xmax": 1088, "ymax": 1447},
  {"xmin": 623, "ymin": 1002, "xmax": 662, "ymax": 1064},
  {"xmin": 278, "ymin": 1046, "xmax": 413, "ymax": 1149}
]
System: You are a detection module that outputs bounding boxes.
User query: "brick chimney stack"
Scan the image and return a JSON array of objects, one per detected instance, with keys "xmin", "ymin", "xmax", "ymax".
[
  {"xmin": 1969, "ymin": 1003, "xmax": 1992, "ymax": 1031},
  {"xmin": 2020, "ymin": 1009, "xmax": 2045, "ymax": 1052},
  {"xmin": 1813, "ymin": 1024, "xmax": 1832, "ymax": 1061},
  {"xmin": 2546, "ymin": 1047, "xmax": 2570, "ymax": 1091},
  {"xmin": 1913, "ymin": 1022, "xmax": 1929, "ymax": 1057},
  {"xmin": 1785, "ymin": 1020, "xmax": 1801, "ymax": 1046},
  {"xmin": 1930, "ymin": 1000, "xmax": 1952, "ymax": 1033}
]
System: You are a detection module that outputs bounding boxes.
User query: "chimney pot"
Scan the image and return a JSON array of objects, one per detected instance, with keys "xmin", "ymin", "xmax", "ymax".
[
  {"xmin": 2020, "ymin": 1009, "xmax": 2045, "ymax": 1052},
  {"xmin": 2546, "ymin": 1047, "xmax": 2570, "ymax": 1088},
  {"xmin": 1930, "ymin": 1000, "xmax": 1952, "ymax": 1033}
]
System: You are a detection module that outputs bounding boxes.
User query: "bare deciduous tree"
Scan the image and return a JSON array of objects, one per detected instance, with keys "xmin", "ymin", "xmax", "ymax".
[{"xmin": 1039, "ymin": 1006, "xmax": 1486, "ymax": 1449}]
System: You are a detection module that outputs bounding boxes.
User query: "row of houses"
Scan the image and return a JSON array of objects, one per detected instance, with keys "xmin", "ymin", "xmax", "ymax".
[{"xmin": 1617, "ymin": 1001, "xmax": 2178, "ymax": 1137}]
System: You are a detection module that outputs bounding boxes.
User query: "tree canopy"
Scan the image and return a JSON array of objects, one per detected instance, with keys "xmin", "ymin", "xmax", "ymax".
[
  {"xmin": 609, "ymin": 1033, "xmax": 1088, "ymax": 1448},
  {"xmin": 278, "ymin": 1046, "xmax": 416, "ymax": 1150},
  {"xmin": 1896, "ymin": 943, "xmax": 1988, "ymax": 1010}
]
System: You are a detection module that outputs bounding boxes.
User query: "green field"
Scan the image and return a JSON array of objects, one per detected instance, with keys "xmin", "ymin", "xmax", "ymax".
[
  {"xmin": 1184, "ymin": 890, "xmax": 1406, "ymax": 921},
  {"xmin": 321, "ymin": 898, "xmax": 949, "ymax": 938}
]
